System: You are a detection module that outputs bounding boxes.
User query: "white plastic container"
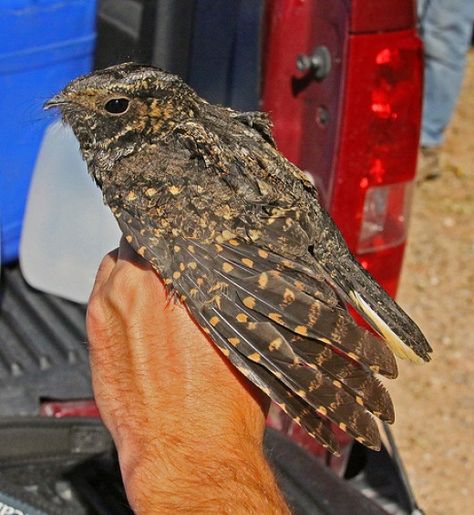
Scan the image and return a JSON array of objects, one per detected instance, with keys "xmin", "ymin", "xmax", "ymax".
[{"xmin": 20, "ymin": 121, "xmax": 122, "ymax": 304}]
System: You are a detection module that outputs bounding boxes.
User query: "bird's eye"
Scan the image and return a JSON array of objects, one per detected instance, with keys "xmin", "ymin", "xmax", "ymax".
[{"xmin": 104, "ymin": 98, "xmax": 130, "ymax": 115}]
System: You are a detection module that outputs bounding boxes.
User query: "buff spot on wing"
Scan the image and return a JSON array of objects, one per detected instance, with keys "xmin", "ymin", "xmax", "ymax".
[
  {"xmin": 187, "ymin": 245, "xmax": 195, "ymax": 254},
  {"xmin": 258, "ymin": 272, "xmax": 269, "ymax": 289},
  {"xmin": 297, "ymin": 390, "xmax": 306, "ymax": 398},
  {"xmin": 316, "ymin": 406, "xmax": 327, "ymax": 416},
  {"xmin": 283, "ymin": 288, "xmax": 295, "ymax": 303},
  {"xmin": 174, "ymin": 245, "xmax": 181, "ymax": 253},
  {"xmin": 247, "ymin": 322, "xmax": 257, "ymax": 330},
  {"xmin": 243, "ymin": 296, "xmax": 256, "ymax": 309},
  {"xmin": 126, "ymin": 235, "xmax": 133, "ymax": 243},
  {"xmin": 228, "ymin": 239, "xmax": 239, "ymax": 247},
  {"xmin": 241, "ymin": 258, "xmax": 253, "ymax": 268},
  {"xmin": 168, "ymin": 185, "xmax": 182, "ymax": 195},
  {"xmin": 126, "ymin": 191, "xmax": 137, "ymax": 201},
  {"xmin": 356, "ymin": 396, "xmax": 364, "ymax": 406},
  {"xmin": 269, "ymin": 312, "xmax": 283, "ymax": 324},
  {"xmin": 137, "ymin": 246, "xmax": 146, "ymax": 257},
  {"xmin": 190, "ymin": 288, "xmax": 198, "ymax": 297},
  {"xmin": 295, "ymin": 325, "xmax": 308, "ymax": 336},
  {"xmin": 209, "ymin": 316, "xmax": 220, "ymax": 327},
  {"xmin": 248, "ymin": 352, "xmax": 261, "ymax": 362},
  {"xmin": 236, "ymin": 313, "xmax": 248, "ymax": 323},
  {"xmin": 332, "ymin": 380, "xmax": 343, "ymax": 388},
  {"xmin": 173, "ymin": 271, "xmax": 181, "ymax": 280},
  {"xmin": 248, "ymin": 229, "xmax": 261, "ymax": 241},
  {"xmin": 145, "ymin": 187, "xmax": 157, "ymax": 197},
  {"xmin": 215, "ymin": 244, "xmax": 223, "ymax": 253},
  {"xmin": 269, "ymin": 338, "xmax": 282, "ymax": 351},
  {"xmin": 258, "ymin": 249, "xmax": 269, "ymax": 259},
  {"xmin": 164, "ymin": 278, "xmax": 173, "ymax": 285},
  {"xmin": 216, "ymin": 229, "xmax": 235, "ymax": 243},
  {"xmin": 339, "ymin": 423, "xmax": 347, "ymax": 431},
  {"xmin": 197, "ymin": 277, "xmax": 204, "ymax": 286},
  {"xmin": 222, "ymin": 262, "xmax": 234, "ymax": 273},
  {"xmin": 221, "ymin": 230, "xmax": 235, "ymax": 241},
  {"xmin": 188, "ymin": 261, "xmax": 197, "ymax": 270},
  {"xmin": 228, "ymin": 337, "xmax": 240, "ymax": 346},
  {"xmin": 221, "ymin": 348, "xmax": 230, "ymax": 356},
  {"xmin": 179, "ymin": 263, "xmax": 185, "ymax": 272}
]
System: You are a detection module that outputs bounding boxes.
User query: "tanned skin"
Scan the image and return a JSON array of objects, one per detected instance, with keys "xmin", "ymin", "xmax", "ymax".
[{"xmin": 87, "ymin": 238, "xmax": 290, "ymax": 514}]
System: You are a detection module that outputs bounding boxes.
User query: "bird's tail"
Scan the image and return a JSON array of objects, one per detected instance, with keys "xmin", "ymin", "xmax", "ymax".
[{"xmin": 313, "ymin": 216, "xmax": 432, "ymax": 363}]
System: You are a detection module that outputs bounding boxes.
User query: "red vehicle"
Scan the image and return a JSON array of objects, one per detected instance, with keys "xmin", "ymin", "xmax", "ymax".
[
  {"xmin": 0, "ymin": 1, "xmax": 423, "ymax": 513},
  {"xmin": 262, "ymin": 0, "xmax": 423, "ymax": 462}
]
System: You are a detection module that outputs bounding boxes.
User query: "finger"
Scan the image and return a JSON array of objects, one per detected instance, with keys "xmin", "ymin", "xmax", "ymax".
[{"xmin": 90, "ymin": 247, "xmax": 119, "ymax": 299}]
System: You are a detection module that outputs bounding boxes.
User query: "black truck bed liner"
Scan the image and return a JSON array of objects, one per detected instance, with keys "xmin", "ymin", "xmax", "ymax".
[{"xmin": 0, "ymin": 265, "xmax": 91, "ymax": 416}]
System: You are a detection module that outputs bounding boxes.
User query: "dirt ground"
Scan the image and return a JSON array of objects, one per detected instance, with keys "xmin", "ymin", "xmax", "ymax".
[{"xmin": 390, "ymin": 51, "xmax": 474, "ymax": 514}]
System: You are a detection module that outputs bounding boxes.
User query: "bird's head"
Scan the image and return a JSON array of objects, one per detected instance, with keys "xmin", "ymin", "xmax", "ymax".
[{"xmin": 45, "ymin": 63, "xmax": 200, "ymax": 179}]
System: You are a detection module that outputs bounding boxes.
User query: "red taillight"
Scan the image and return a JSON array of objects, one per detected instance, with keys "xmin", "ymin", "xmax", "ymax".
[
  {"xmin": 358, "ymin": 182, "xmax": 413, "ymax": 254},
  {"xmin": 330, "ymin": 29, "xmax": 423, "ymax": 296}
]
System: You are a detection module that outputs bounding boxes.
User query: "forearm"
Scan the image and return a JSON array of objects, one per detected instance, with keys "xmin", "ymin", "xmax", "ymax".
[{"xmin": 122, "ymin": 438, "xmax": 289, "ymax": 514}]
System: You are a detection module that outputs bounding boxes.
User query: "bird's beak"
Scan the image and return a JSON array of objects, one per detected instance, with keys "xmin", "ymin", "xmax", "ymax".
[{"xmin": 43, "ymin": 92, "xmax": 69, "ymax": 110}]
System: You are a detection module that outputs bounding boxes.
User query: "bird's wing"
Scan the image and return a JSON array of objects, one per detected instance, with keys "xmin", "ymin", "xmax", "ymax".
[
  {"xmin": 225, "ymin": 178, "xmax": 432, "ymax": 364},
  {"xmin": 110, "ymin": 200, "xmax": 397, "ymax": 454}
]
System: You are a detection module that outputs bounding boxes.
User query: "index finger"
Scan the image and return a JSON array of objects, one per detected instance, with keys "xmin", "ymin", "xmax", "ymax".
[{"xmin": 90, "ymin": 247, "xmax": 119, "ymax": 300}]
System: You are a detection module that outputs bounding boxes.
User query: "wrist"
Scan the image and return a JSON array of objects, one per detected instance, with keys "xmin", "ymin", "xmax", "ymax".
[{"xmin": 121, "ymin": 435, "xmax": 287, "ymax": 514}]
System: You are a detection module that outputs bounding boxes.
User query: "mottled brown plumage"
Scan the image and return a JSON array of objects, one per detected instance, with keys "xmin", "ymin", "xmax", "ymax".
[{"xmin": 46, "ymin": 63, "xmax": 432, "ymax": 454}]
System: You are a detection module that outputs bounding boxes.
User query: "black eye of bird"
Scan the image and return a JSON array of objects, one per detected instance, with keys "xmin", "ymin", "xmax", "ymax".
[{"xmin": 104, "ymin": 98, "xmax": 130, "ymax": 115}]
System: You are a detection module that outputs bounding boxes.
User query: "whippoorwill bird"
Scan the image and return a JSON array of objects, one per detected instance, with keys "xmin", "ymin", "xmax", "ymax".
[{"xmin": 45, "ymin": 63, "xmax": 432, "ymax": 454}]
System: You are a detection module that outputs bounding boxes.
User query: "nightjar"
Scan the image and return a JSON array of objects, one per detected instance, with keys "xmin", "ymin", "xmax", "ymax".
[{"xmin": 45, "ymin": 63, "xmax": 432, "ymax": 454}]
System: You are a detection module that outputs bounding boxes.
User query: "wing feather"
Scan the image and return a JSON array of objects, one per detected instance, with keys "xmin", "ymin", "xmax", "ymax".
[{"xmin": 110, "ymin": 204, "xmax": 396, "ymax": 450}]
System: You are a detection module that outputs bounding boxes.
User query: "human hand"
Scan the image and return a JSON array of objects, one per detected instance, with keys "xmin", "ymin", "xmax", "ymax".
[{"xmin": 87, "ymin": 238, "xmax": 288, "ymax": 513}]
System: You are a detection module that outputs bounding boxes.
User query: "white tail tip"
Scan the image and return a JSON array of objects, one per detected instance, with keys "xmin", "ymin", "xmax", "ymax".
[{"xmin": 349, "ymin": 291, "xmax": 425, "ymax": 364}]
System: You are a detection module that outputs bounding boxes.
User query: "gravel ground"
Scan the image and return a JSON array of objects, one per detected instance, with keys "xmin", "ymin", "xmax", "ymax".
[{"xmin": 390, "ymin": 51, "xmax": 474, "ymax": 514}]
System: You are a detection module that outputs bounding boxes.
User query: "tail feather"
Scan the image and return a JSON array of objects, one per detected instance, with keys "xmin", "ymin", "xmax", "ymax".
[{"xmin": 311, "ymin": 214, "xmax": 432, "ymax": 363}]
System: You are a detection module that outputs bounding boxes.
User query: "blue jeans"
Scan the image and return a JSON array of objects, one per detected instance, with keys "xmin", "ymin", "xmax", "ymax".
[{"xmin": 418, "ymin": 0, "xmax": 474, "ymax": 147}]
